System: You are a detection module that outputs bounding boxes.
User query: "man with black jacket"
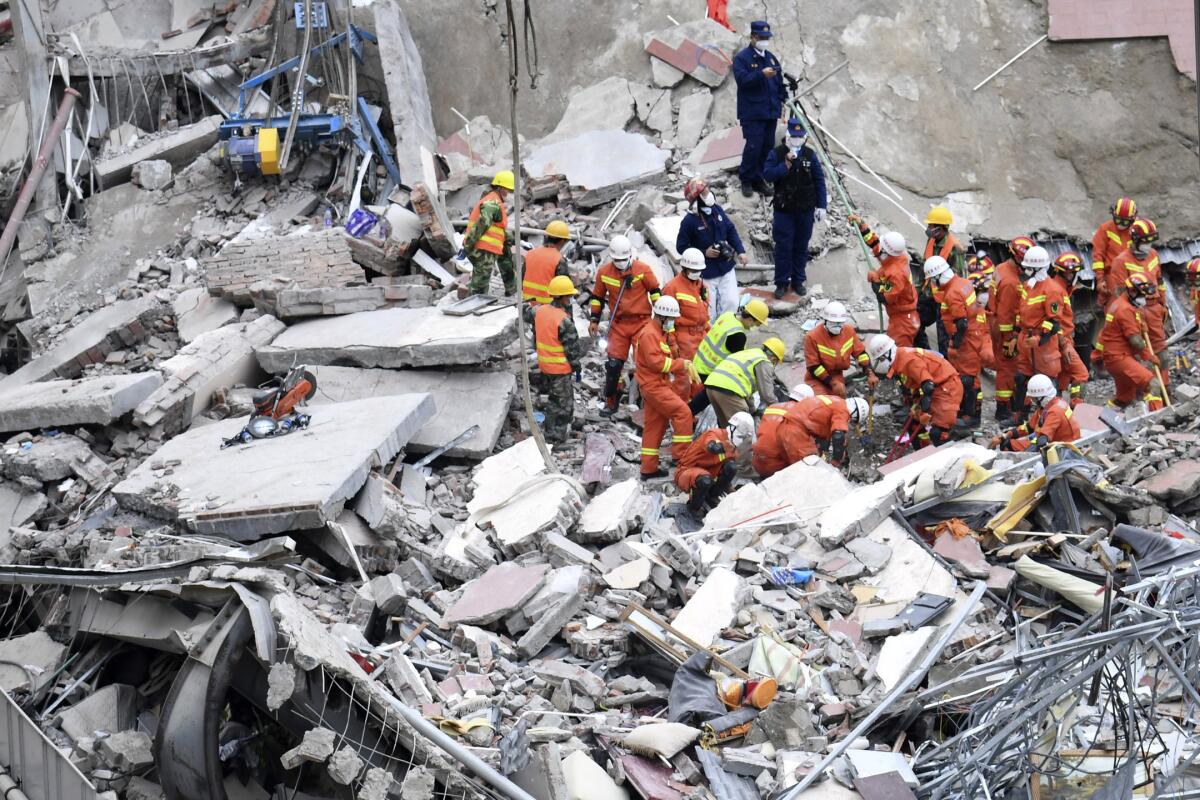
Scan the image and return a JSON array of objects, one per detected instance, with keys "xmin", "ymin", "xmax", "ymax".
[{"xmin": 763, "ymin": 118, "xmax": 827, "ymax": 299}]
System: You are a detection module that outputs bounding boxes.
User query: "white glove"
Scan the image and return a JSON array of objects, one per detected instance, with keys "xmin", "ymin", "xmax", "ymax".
[{"xmin": 814, "ymin": 208, "xmax": 828, "ymax": 224}]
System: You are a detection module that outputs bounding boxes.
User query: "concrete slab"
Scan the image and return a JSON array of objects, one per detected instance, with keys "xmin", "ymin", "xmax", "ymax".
[
  {"xmin": 0, "ymin": 372, "xmax": 162, "ymax": 432},
  {"xmin": 443, "ymin": 562, "xmax": 549, "ymax": 626},
  {"xmin": 577, "ymin": 478, "xmax": 642, "ymax": 543},
  {"xmin": 642, "ymin": 19, "xmax": 738, "ymax": 88},
  {"xmin": 113, "ymin": 395, "xmax": 435, "ymax": 540},
  {"xmin": 675, "ymin": 90, "xmax": 713, "ymax": 153},
  {"xmin": 93, "ymin": 116, "xmax": 221, "ymax": 186},
  {"xmin": 0, "ymin": 632, "xmax": 66, "ymax": 694},
  {"xmin": 542, "ymin": 77, "xmax": 636, "ymax": 145},
  {"xmin": 256, "ymin": 307, "xmax": 518, "ymax": 371},
  {"xmin": 671, "ymin": 566, "xmax": 747, "ymax": 648},
  {"xmin": 0, "ymin": 482, "xmax": 46, "ymax": 536},
  {"xmin": 525, "ymin": 131, "xmax": 670, "ymax": 208},
  {"xmin": 875, "ymin": 627, "xmax": 939, "ymax": 692},
  {"xmin": 173, "ymin": 287, "xmax": 240, "ymax": 343},
  {"xmin": 688, "ymin": 126, "xmax": 744, "ymax": 174},
  {"xmin": 372, "ymin": 0, "xmax": 439, "ymax": 190},
  {"xmin": 305, "ymin": 366, "xmax": 515, "ymax": 459},
  {"xmin": 643, "ymin": 216, "xmax": 683, "ymax": 263}
]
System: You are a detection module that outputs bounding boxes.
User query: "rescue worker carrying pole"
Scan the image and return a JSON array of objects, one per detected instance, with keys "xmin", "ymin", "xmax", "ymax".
[
  {"xmin": 925, "ymin": 256, "xmax": 988, "ymax": 427},
  {"xmin": 633, "ymin": 296, "xmax": 696, "ymax": 480},
  {"xmin": 663, "ymin": 248, "xmax": 710, "ymax": 398},
  {"xmin": 674, "ymin": 412, "xmax": 755, "ymax": 517},
  {"xmin": 752, "ymin": 391, "xmax": 869, "ymax": 478},
  {"xmin": 1108, "ymin": 218, "xmax": 1168, "ymax": 388},
  {"xmin": 1097, "ymin": 274, "xmax": 1165, "ymax": 412},
  {"xmin": 527, "ymin": 276, "xmax": 584, "ymax": 442},
  {"xmin": 1013, "ymin": 245, "xmax": 1068, "ymax": 415},
  {"xmin": 1049, "ymin": 253, "xmax": 1090, "ymax": 406},
  {"xmin": 522, "ymin": 220, "xmax": 573, "ymax": 304},
  {"xmin": 1091, "ymin": 197, "xmax": 1138, "ymax": 311},
  {"xmin": 702, "ymin": 338, "xmax": 787, "ymax": 427},
  {"xmin": 993, "ymin": 236, "xmax": 1033, "ymax": 423},
  {"xmin": 688, "ymin": 300, "xmax": 770, "ymax": 414},
  {"xmin": 867, "ymin": 335, "xmax": 962, "ymax": 449},
  {"xmin": 589, "ymin": 234, "xmax": 662, "ymax": 417},
  {"xmin": 464, "ymin": 170, "xmax": 516, "ymax": 296},
  {"xmin": 852, "ymin": 217, "xmax": 920, "ymax": 346},
  {"xmin": 991, "ymin": 374, "xmax": 1080, "ymax": 452},
  {"xmin": 802, "ymin": 301, "xmax": 876, "ymax": 397}
]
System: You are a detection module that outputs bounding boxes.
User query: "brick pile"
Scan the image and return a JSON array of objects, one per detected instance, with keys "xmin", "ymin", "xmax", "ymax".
[{"xmin": 202, "ymin": 229, "xmax": 366, "ymax": 306}]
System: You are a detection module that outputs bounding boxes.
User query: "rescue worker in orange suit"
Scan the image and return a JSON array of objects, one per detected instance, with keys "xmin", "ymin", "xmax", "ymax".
[
  {"xmin": 803, "ymin": 301, "xmax": 876, "ymax": 397},
  {"xmin": 1013, "ymin": 246, "xmax": 1069, "ymax": 415},
  {"xmin": 851, "ymin": 216, "xmax": 920, "ymax": 347},
  {"xmin": 994, "ymin": 236, "xmax": 1034, "ymax": 422},
  {"xmin": 1187, "ymin": 258, "xmax": 1200, "ymax": 329},
  {"xmin": 1091, "ymin": 197, "xmax": 1137, "ymax": 311},
  {"xmin": 925, "ymin": 256, "xmax": 988, "ymax": 427},
  {"xmin": 1049, "ymin": 253, "xmax": 1090, "ymax": 406},
  {"xmin": 1108, "ymin": 219, "xmax": 1168, "ymax": 388},
  {"xmin": 663, "ymin": 248, "xmax": 710, "ymax": 399},
  {"xmin": 966, "ymin": 256, "xmax": 996, "ymax": 372},
  {"xmin": 916, "ymin": 206, "xmax": 967, "ymax": 349},
  {"xmin": 1097, "ymin": 274, "xmax": 1165, "ymax": 412},
  {"xmin": 991, "ymin": 374, "xmax": 1080, "ymax": 452},
  {"xmin": 526, "ymin": 276, "xmax": 584, "ymax": 443},
  {"xmin": 753, "ymin": 389, "xmax": 869, "ymax": 478},
  {"xmin": 675, "ymin": 412, "xmax": 754, "ymax": 517},
  {"xmin": 867, "ymin": 335, "xmax": 963, "ymax": 449},
  {"xmin": 521, "ymin": 221, "xmax": 573, "ymax": 304},
  {"xmin": 589, "ymin": 234, "xmax": 662, "ymax": 416},
  {"xmin": 633, "ymin": 296, "xmax": 695, "ymax": 480}
]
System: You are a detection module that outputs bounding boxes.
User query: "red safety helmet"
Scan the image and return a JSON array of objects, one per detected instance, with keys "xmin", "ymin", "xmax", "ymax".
[
  {"xmin": 1186, "ymin": 258, "xmax": 1200, "ymax": 285},
  {"xmin": 1052, "ymin": 252, "xmax": 1083, "ymax": 275},
  {"xmin": 684, "ymin": 178, "xmax": 709, "ymax": 203},
  {"xmin": 1112, "ymin": 197, "xmax": 1137, "ymax": 226},
  {"xmin": 967, "ymin": 253, "xmax": 995, "ymax": 275},
  {"xmin": 968, "ymin": 270, "xmax": 992, "ymax": 294},
  {"xmin": 1125, "ymin": 273, "xmax": 1157, "ymax": 299},
  {"xmin": 1130, "ymin": 218, "xmax": 1159, "ymax": 244},
  {"xmin": 1008, "ymin": 236, "xmax": 1036, "ymax": 261}
]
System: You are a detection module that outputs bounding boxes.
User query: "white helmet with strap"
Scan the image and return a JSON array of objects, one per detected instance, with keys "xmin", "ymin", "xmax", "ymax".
[{"xmin": 652, "ymin": 296, "xmax": 681, "ymax": 318}]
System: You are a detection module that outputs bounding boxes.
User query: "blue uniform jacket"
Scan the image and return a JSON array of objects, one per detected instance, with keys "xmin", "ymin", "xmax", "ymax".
[
  {"xmin": 732, "ymin": 45, "xmax": 785, "ymax": 121},
  {"xmin": 676, "ymin": 206, "xmax": 745, "ymax": 280},
  {"xmin": 763, "ymin": 146, "xmax": 828, "ymax": 211}
]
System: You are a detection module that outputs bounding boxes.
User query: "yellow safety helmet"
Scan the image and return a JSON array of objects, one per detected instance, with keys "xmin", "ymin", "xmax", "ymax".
[
  {"xmin": 544, "ymin": 220, "xmax": 571, "ymax": 240},
  {"xmin": 547, "ymin": 275, "xmax": 577, "ymax": 296},
  {"xmin": 762, "ymin": 337, "xmax": 786, "ymax": 362},
  {"xmin": 742, "ymin": 298, "xmax": 769, "ymax": 325},
  {"xmin": 925, "ymin": 206, "xmax": 953, "ymax": 227},
  {"xmin": 492, "ymin": 170, "xmax": 516, "ymax": 191}
]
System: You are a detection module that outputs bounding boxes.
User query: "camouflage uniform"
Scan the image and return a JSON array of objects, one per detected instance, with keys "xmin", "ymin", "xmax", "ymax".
[
  {"xmin": 525, "ymin": 302, "xmax": 583, "ymax": 442},
  {"xmin": 466, "ymin": 199, "xmax": 516, "ymax": 295}
]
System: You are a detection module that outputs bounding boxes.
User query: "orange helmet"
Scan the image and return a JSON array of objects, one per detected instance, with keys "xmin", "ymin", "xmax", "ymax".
[
  {"xmin": 1187, "ymin": 258, "xmax": 1200, "ymax": 284},
  {"xmin": 968, "ymin": 253, "xmax": 995, "ymax": 275},
  {"xmin": 1008, "ymin": 236, "xmax": 1036, "ymax": 261},
  {"xmin": 684, "ymin": 178, "xmax": 709, "ymax": 203},
  {"xmin": 1112, "ymin": 197, "xmax": 1137, "ymax": 226},
  {"xmin": 1052, "ymin": 252, "xmax": 1083, "ymax": 275},
  {"xmin": 1130, "ymin": 218, "xmax": 1159, "ymax": 244},
  {"xmin": 1125, "ymin": 273, "xmax": 1157, "ymax": 299}
]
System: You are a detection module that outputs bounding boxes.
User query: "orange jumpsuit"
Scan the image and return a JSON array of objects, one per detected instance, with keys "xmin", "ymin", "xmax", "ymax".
[
  {"xmin": 589, "ymin": 260, "xmax": 661, "ymax": 361},
  {"xmin": 932, "ymin": 275, "xmax": 988, "ymax": 378},
  {"xmin": 803, "ymin": 324, "xmax": 870, "ymax": 397},
  {"xmin": 752, "ymin": 396, "xmax": 850, "ymax": 477},
  {"xmin": 1098, "ymin": 295, "xmax": 1162, "ymax": 410},
  {"xmin": 663, "ymin": 273, "xmax": 710, "ymax": 400},
  {"xmin": 993, "ymin": 259, "xmax": 1023, "ymax": 410},
  {"xmin": 1016, "ymin": 276, "xmax": 1069, "ymax": 384},
  {"xmin": 1091, "ymin": 220, "xmax": 1133, "ymax": 309},
  {"xmin": 675, "ymin": 428, "xmax": 736, "ymax": 492},
  {"xmin": 888, "ymin": 347, "xmax": 963, "ymax": 448},
  {"xmin": 868, "ymin": 254, "xmax": 920, "ymax": 346},
  {"xmin": 633, "ymin": 320, "xmax": 694, "ymax": 474},
  {"xmin": 1006, "ymin": 398, "xmax": 1081, "ymax": 451},
  {"xmin": 1054, "ymin": 276, "xmax": 1090, "ymax": 404},
  {"xmin": 1108, "ymin": 248, "xmax": 1166, "ymax": 356}
]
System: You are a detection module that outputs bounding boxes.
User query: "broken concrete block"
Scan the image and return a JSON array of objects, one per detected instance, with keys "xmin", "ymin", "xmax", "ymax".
[
  {"xmin": 576, "ymin": 478, "xmax": 642, "ymax": 543},
  {"xmin": 203, "ymin": 228, "xmax": 365, "ymax": 307},
  {"xmin": 932, "ymin": 532, "xmax": 990, "ymax": 579},
  {"xmin": 643, "ymin": 19, "xmax": 738, "ymax": 88},
  {"xmin": 124, "ymin": 777, "xmax": 165, "ymax": 800},
  {"xmin": 875, "ymin": 627, "xmax": 940, "ymax": 691},
  {"xmin": 280, "ymin": 727, "xmax": 336, "ymax": 769},
  {"xmin": 541, "ymin": 77, "xmax": 636, "ymax": 144},
  {"xmin": 533, "ymin": 660, "xmax": 606, "ymax": 700},
  {"xmin": 328, "ymin": 746, "xmax": 365, "ymax": 785},
  {"xmin": 818, "ymin": 549, "xmax": 867, "ymax": 582},
  {"xmin": 173, "ymin": 287, "xmax": 239, "ymax": 343},
  {"xmin": 94, "ymin": 115, "xmax": 220, "ymax": 186},
  {"xmin": 257, "ymin": 306, "xmax": 518, "ymax": 371},
  {"xmin": 130, "ymin": 159, "xmax": 172, "ymax": 190},
  {"xmin": 672, "ymin": 567, "xmax": 748, "ymax": 648},
  {"xmin": 400, "ymin": 764, "xmax": 436, "ymax": 800},
  {"xmin": 675, "ymin": 90, "xmax": 714, "ymax": 152},
  {"xmin": 845, "ymin": 538, "xmax": 893, "ymax": 575},
  {"xmin": 98, "ymin": 730, "xmax": 154, "ymax": 771},
  {"xmin": 359, "ymin": 766, "xmax": 394, "ymax": 800},
  {"xmin": 844, "ymin": 750, "xmax": 919, "ymax": 788},
  {"xmin": 688, "ymin": 126, "xmax": 744, "ymax": 174},
  {"xmin": 0, "ymin": 481, "xmax": 46, "ymax": 531},
  {"xmin": 721, "ymin": 747, "xmax": 775, "ymax": 777},
  {"xmin": 630, "ymin": 83, "xmax": 672, "ymax": 135},
  {"xmin": 819, "ymin": 479, "xmax": 899, "ymax": 548},
  {"xmin": 53, "ymin": 684, "xmax": 137, "ymax": 742},
  {"xmin": 353, "ymin": 472, "xmax": 408, "ymax": 536},
  {"xmin": 411, "ymin": 182, "xmax": 458, "ymax": 258},
  {"xmin": 0, "ymin": 372, "xmax": 161, "ymax": 433},
  {"xmin": 517, "ymin": 591, "xmax": 585, "ymax": 659},
  {"xmin": 604, "ymin": 558, "xmax": 651, "ymax": 590},
  {"xmin": 267, "ymin": 662, "xmax": 299, "ymax": 711},
  {"xmin": 525, "ymin": 131, "xmax": 670, "ymax": 208},
  {"xmin": 372, "ymin": 0, "xmax": 439, "ymax": 190},
  {"xmin": 306, "ymin": 366, "xmax": 516, "ymax": 459},
  {"xmin": 113, "ymin": 395, "xmax": 434, "ymax": 540},
  {"xmin": 443, "ymin": 562, "xmax": 548, "ymax": 626},
  {"xmin": 369, "ymin": 573, "xmax": 408, "ymax": 615},
  {"xmin": 643, "ymin": 216, "xmax": 683, "ymax": 263},
  {"xmin": 542, "ymin": 531, "xmax": 595, "ymax": 568},
  {"xmin": 1140, "ymin": 459, "xmax": 1200, "ymax": 502},
  {"xmin": 253, "ymin": 284, "xmax": 389, "ymax": 320},
  {"xmin": 562, "ymin": 750, "xmax": 629, "ymax": 800},
  {"xmin": 0, "ymin": 631, "xmax": 66, "ymax": 694}
]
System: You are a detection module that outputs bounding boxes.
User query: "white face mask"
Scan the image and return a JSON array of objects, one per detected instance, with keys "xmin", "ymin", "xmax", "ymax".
[
  {"xmin": 825, "ymin": 322, "xmax": 844, "ymax": 335},
  {"xmin": 701, "ymin": 191, "xmax": 716, "ymax": 207},
  {"xmin": 685, "ymin": 269, "xmax": 703, "ymax": 281},
  {"xmin": 1133, "ymin": 243, "xmax": 1151, "ymax": 258},
  {"xmin": 700, "ymin": 205, "xmax": 713, "ymax": 215},
  {"xmin": 937, "ymin": 271, "xmax": 953, "ymax": 286},
  {"xmin": 1133, "ymin": 295, "xmax": 1147, "ymax": 307},
  {"xmin": 614, "ymin": 257, "xmax": 631, "ymax": 271},
  {"xmin": 786, "ymin": 136, "xmax": 806, "ymax": 149},
  {"xmin": 662, "ymin": 319, "xmax": 676, "ymax": 332},
  {"xmin": 978, "ymin": 290, "xmax": 990, "ymax": 306},
  {"xmin": 754, "ymin": 40, "xmax": 768, "ymax": 53}
]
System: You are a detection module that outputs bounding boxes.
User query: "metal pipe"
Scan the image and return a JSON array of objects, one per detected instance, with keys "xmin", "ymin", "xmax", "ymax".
[
  {"xmin": 778, "ymin": 581, "xmax": 987, "ymax": 799},
  {"xmin": 796, "ymin": 59, "xmax": 849, "ymax": 99},
  {"xmin": 0, "ymin": 87, "xmax": 82, "ymax": 277},
  {"xmin": 381, "ymin": 694, "xmax": 537, "ymax": 800},
  {"xmin": 0, "ymin": 767, "xmax": 30, "ymax": 800}
]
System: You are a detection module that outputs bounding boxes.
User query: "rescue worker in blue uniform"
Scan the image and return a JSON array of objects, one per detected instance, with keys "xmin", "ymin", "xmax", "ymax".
[
  {"xmin": 763, "ymin": 118, "xmax": 827, "ymax": 298},
  {"xmin": 732, "ymin": 20, "xmax": 786, "ymax": 198}
]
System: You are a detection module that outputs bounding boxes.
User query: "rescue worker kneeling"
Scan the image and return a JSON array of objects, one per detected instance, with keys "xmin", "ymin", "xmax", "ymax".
[
  {"xmin": 991, "ymin": 374, "xmax": 1080, "ymax": 452},
  {"xmin": 752, "ymin": 386, "xmax": 869, "ymax": 478},
  {"xmin": 675, "ymin": 412, "xmax": 755, "ymax": 516},
  {"xmin": 866, "ymin": 334, "xmax": 963, "ymax": 449}
]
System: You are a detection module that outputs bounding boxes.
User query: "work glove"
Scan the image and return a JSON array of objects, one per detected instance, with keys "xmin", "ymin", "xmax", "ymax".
[
  {"xmin": 588, "ymin": 321, "xmax": 600, "ymax": 337},
  {"xmin": 866, "ymin": 372, "xmax": 880, "ymax": 388},
  {"xmin": 707, "ymin": 440, "xmax": 725, "ymax": 455},
  {"xmin": 684, "ymin": 359, "xmax": 701, "ymax": 385},
  {"xmin": 1002, "ymin": 339, "xmax": 1018, "ymax": 359},
  {"xmin": 988, "ymin": 434, "xmax": 1004, "ymax": 449},
  {"xmin": 1038, "ymin": 330, "xmax": 1054, "ymax": 346},
  {"xmin": 814, "ymin": 208, "xmax": 828, "ymax": 224},
  {"xmin": 866, "ymin": 270, "xmax": 879, "ymax": 283},
  {"xmin": 1143, "ymin": 351, "xmax": 1160, "ymax": 366},
  {"xmin": 848, "ymin": 214, "xmax": 862, "ymax": 226},
  {"xmin": 917, "ymin": 411, "xmax": 933, "ymax": 427}
]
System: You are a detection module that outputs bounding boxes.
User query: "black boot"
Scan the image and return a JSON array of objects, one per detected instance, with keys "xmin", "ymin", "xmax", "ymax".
[
  {"xmin": 708, "ymin": 462, "xmax": 737, "ymax": 507},
  {"xmin": 687, "ymin": 476, "xmax": 715, "ymax": 514},
  {"xmin": 773, "ymin": 284, "xmax": 788, "ymax": 300},
  {"xmin": 793, "ymin": 281, "xmax": 807, "ymax": 296},
  {"xmin": 753, "ymin": 178, "xmax": 774, "ymax": 197},
  {"xmin": 600, "ymin": 358, "xmax": 623, "ymax": 417},
  {"xmin": 740, "ymin": 181, "xmax": 754, "ymax": 198}
]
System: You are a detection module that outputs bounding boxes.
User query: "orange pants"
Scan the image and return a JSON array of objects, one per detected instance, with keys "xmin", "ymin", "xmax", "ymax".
[
  {"xmin": 607, "ymin": 315, "xmax": 650, "ymax": 361},
  {"xmin": 640, "ymin": 381, "xmax": 693, "ymax": 474},
  {"xmin": 1146, "ymin": 302, "xmax": 1167, "ymax": 353},
  {"xmin": 1058, "ymin": 341, "xmax": 1090, "ymax": 402},
  {"xmin": 886, "ymin": 308, "xmax": 921, "ymax": 347},
  {"xmin": 1104, "ymin": 354, "xmax": 1155, "ymax": 407},
  {"xmin": 914, "ymin": 380, "xmax": 964, "ymax": 448},
  {"xmin": 751, "ymin": 425, "xmax": 817, "ymax": 478},
  {"xmin": 1016, "ymin": 330, "xmax": 1063, "ymax": 381},
  {"xmin": 805, "ymin": 372, "xmax": 846, "ymax": 397},
  {"xmin": 676, "ymin": 464, "xmax": 713, "ymax": 492},
  {"xmin": 948, "ymin": 334, "xmax": 988, "ymax": 378},
  {"xmin": 994, "ymin": 334, "xmax": 1019, "ymax": 407}
]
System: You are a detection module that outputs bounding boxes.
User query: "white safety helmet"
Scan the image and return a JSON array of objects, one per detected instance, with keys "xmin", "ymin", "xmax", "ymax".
[
  {"xmin": 1026, "ymin": 373, "xmax": 1056, "ymax": 406},
  {"xmin": 609, "ymin": 235, "xmax": 633, "ymax": 270},
  {"xmin": 680, "ymin": 248, "xmax": 706, "ymax": 276},
  {"xmin": 880, "ymin": 231, "xmax": 907, "ymax": 257},
  {"xmin": 652, "ymin": 296, "xmax": 681, "ymax": 318},
  {"xmin": 1021, "ymin": 245, "xmax": 1051, "ymax": 273},
  {"xmin": 788, "ymin": 383, "xmax": 815, "ymax": 401},
  {"xmin": 822, "ymin": 301, "xmax": 851, "ymax": 324},
  {"xmin": 923, "ymin": 256, "xmax": 952, "ymax": 284},
  {"xmin": 867, "ymin": 333, "xmax": 897, "ymax": 375},
  {"xmin": 728, "ymin": 412, "xmax": 756, "ymax": 450},
  {"xmin": 846, "ymin": 397, "xmax": 871, "ymax": 424}
]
